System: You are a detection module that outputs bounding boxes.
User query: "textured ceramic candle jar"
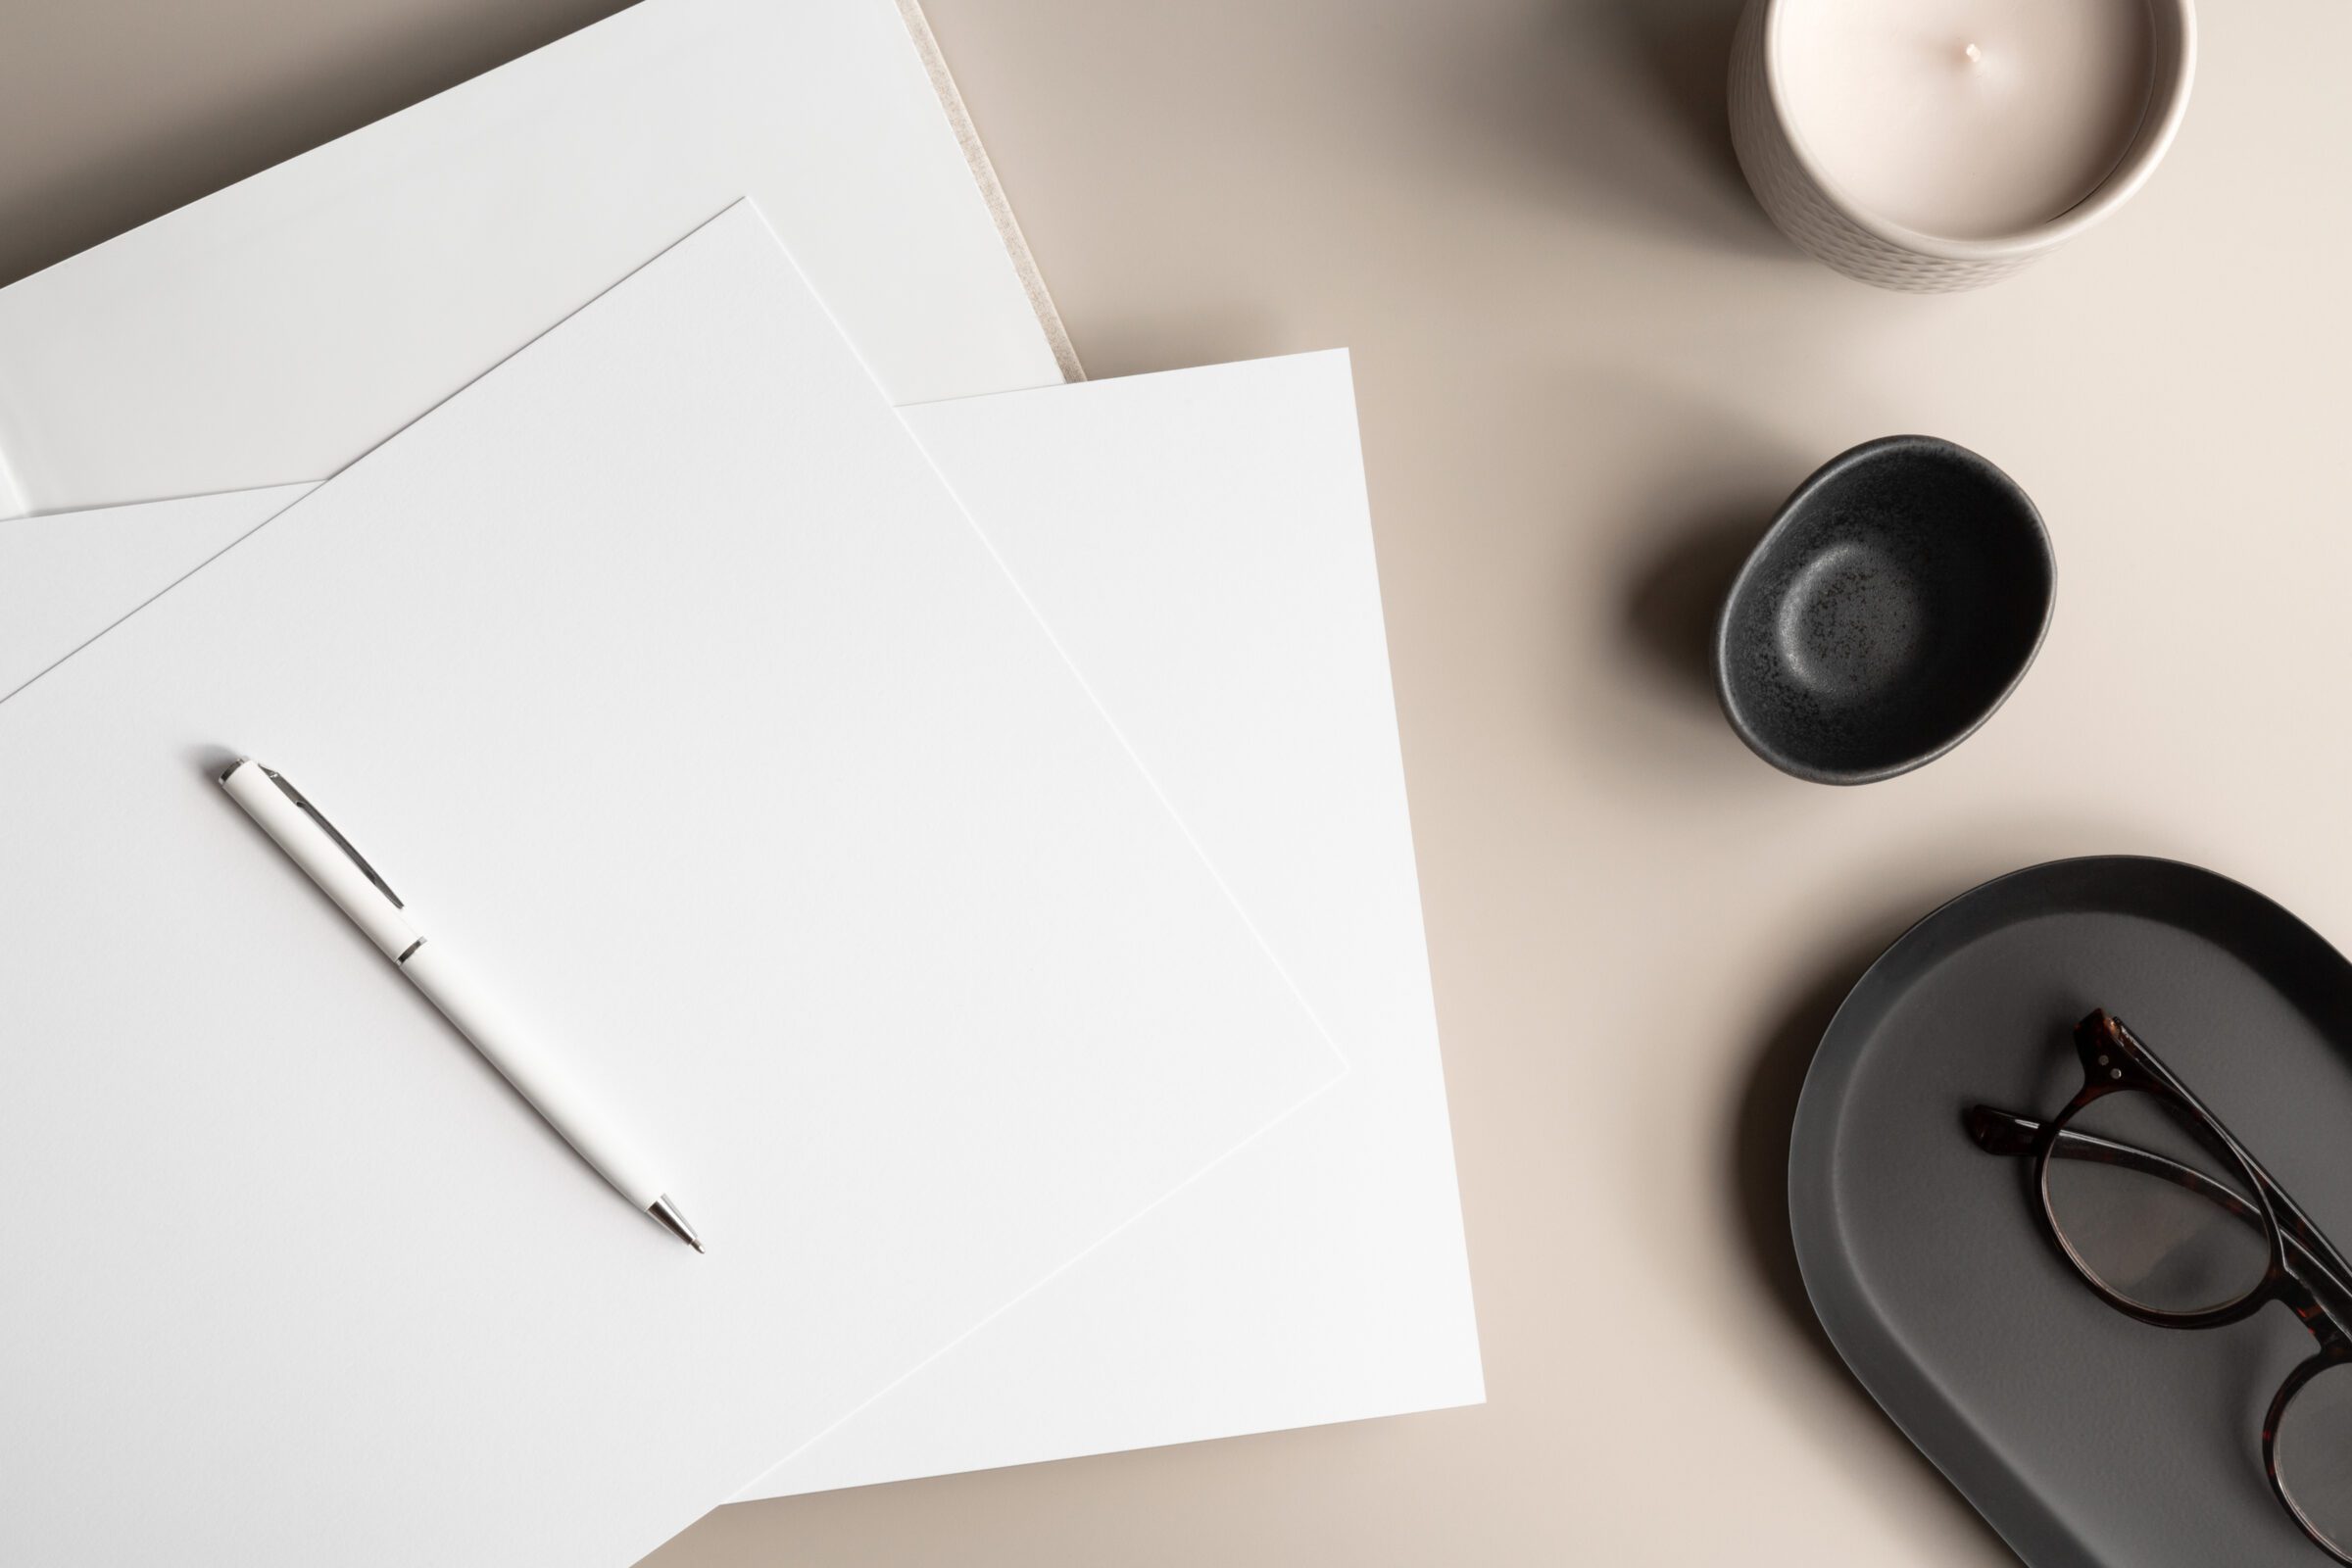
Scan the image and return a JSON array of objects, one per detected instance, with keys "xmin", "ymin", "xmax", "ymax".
[{"xmin": 1730, "ymin": 0, "xmax": 2197, "ymax": 291}]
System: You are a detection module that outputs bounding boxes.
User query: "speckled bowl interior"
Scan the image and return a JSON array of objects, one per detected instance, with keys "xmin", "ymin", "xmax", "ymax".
[{"xmin": 1714, "ymin": 436, "xmax": 2053, "ymax": 785}]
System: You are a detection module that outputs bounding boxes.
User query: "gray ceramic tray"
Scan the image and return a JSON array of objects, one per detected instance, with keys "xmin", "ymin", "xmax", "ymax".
[{"xmin": 1791, "ymin": 856, "xmax": 2352, "ymax": 1566}]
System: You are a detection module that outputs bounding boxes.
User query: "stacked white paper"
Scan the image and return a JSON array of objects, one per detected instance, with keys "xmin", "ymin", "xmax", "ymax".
[
  {"xmin": 0, "ymin": 205, "xmax": 1344, "ymax": 1566},
  {"xmin": 0, "ymin": 0, "xmax": 1482, "ymax": 1550}
]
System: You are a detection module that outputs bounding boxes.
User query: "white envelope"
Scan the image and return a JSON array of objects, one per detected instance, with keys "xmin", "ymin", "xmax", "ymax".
[
  {"xmin": 0, "ymin": 205, "xmax": 1342, "ymax": 1566},
  {"xmin": 0, "ymin": 0, "xmax": 1482, "ymax": 1503}
]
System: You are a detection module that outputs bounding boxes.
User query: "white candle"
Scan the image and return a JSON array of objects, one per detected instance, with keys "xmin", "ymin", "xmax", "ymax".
[{"xmin": 1774, "ymin": 0, "xmax": 2158, "ymax": 240}]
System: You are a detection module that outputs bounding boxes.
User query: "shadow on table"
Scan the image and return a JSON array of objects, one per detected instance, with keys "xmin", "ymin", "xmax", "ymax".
[
  {"xmin": 1607, "ymin": 0, "xmax": 1753, "ymax": 194},
  {"xmin": 1722, "ymin": 844, "xmax": 2144, "ymax": 1558},
  {"xmin": 1554, "ymin": 392, "xmax": 1813, "ymax": 777},
  {"xmin": 1448, "ymin": 0, "xmax": 1788, "ymax": 257},
  {"xmin": 1732, "ymin": 920, "xmax": 1909, "ymax": 1361},
  {"xmin": 1619, "ymin": 512, "xmax": 1767, "ymax": 706},
  {"xmin": 1726, "ymin": 899, "xmax": 2020, "ymax": 1553}
]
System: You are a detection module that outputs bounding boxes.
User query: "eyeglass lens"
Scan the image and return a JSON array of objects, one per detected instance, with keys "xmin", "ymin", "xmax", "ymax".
[
  {"xmin": 2278, "ymin": 1361, "xmax": 2352, "ymax": 1555},
  {"xmin": 2042, "ymin": 1087, "xmax": 2270, "ymax": 1317}
]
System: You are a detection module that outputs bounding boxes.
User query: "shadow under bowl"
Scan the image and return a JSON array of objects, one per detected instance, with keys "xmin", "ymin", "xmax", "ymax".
[{"xmin": 1713, "ymin": 435, "xmax": 2054, "ymax": 785}]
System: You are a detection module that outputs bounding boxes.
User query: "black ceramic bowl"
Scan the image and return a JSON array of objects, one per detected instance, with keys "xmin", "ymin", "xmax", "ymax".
[{"xmin": 1713, "ymin": 435, "xmax": 2053, "ymax": 785}]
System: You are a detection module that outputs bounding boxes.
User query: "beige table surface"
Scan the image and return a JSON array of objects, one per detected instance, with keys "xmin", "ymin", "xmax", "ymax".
[{"xmin": 7, "ymin": 1, "xmax": 2350, "ymax": 1562}]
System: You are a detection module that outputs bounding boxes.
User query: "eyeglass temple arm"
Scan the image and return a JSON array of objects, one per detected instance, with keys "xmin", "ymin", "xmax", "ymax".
[{"xmin": 1967, "ymin": 1104, "xmax": 2352, "ymax": 1307}]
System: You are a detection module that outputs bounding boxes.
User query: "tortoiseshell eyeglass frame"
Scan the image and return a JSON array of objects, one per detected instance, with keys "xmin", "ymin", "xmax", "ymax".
[{"xmin": 1966, "ymin": 1008, "xmax": 2352, "ymax": 1564}]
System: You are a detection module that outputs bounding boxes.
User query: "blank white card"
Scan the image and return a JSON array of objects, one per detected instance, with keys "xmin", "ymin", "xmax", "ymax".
[
  {"xmin": 0, "ymin": 205, "xmax": 1339, "ymax": 1568},
  {"xmin": 0, "ymin": 360, "xmax": 1487, "ymax": 1511}
]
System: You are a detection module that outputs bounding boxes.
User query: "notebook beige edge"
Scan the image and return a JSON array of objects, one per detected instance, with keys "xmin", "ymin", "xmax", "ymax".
[{"xmin": 899, "ymin": 0, "xmax": 1085, "ymax": 384}]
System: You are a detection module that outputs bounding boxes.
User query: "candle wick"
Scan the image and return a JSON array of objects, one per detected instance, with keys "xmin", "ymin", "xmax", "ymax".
[{"xmin": 1963, "ymin": 40, "xmax": 1984, "ymax": 65}]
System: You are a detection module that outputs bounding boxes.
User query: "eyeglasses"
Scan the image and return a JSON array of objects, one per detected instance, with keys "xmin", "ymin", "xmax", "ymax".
[{"xmin": 1968, "ymin": 1008, "xmax": 2352, "ymax": 1561}]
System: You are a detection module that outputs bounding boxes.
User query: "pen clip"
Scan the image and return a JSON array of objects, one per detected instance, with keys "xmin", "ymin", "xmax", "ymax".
[{"xmin": 262, "ymin": 766, "xmax": 405, "ymax": 909}]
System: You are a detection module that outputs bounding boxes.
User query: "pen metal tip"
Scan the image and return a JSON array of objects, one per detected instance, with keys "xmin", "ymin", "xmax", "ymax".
[{"xmin": 649, "ymin": 1195, "xmax": 704, "ymax": 1254}]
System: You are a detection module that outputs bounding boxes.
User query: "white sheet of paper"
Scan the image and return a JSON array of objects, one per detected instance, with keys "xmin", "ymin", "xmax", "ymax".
[
  {"xmin": 748, "ymin": 354, "xmax": 1483, "ymax": 1493},
  {"xmin": 0, "ymin": 207, "xmax": 1340, "ymax": 1566},
  {"xmin": 0, "ymin": 0, "xmax": 1061, "ymax": 518},
  {"xmin": 0, "ymin": 487, "xmax": 317, "ymax": 699},
  {"xmin": 0, "ymin": 353, "xmax": 1487, "ymax": 1501}
]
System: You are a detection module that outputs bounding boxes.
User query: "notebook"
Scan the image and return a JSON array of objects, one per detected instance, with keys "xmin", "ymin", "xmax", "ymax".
[{"xmin": 0, "ymin": 204, "xmax": 1341, "ymax": 1566}]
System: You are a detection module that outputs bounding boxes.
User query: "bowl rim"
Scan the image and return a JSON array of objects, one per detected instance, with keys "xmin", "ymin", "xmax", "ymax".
[
  {"xmin": 1758, "ymin": 0, "xmax": 2199, "ymax": 262},
  {"xmin": 1711, "ymin": 433, "xmax": 2057, "ymax": 786}
]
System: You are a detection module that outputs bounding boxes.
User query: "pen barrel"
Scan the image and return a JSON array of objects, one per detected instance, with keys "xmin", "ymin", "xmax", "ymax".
[
  {"xmin": 221, "ymin": 761, "xmax": 417, "ymax": 959},
  {"xmin": 400, "ymin": 942, "xmax": 666, "ymax": 1210}
]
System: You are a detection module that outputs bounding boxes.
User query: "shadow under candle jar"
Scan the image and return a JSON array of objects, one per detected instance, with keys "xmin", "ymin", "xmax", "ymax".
[{"xmin": 1729, "ymin": 0, "xmax": 2197, "ymax": 290}]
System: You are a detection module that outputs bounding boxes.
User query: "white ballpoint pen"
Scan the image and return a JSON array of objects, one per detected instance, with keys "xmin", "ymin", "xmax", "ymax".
[{"xmin": 219, "ymin": 757, "xmax": 704, "ymax": 1252}]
